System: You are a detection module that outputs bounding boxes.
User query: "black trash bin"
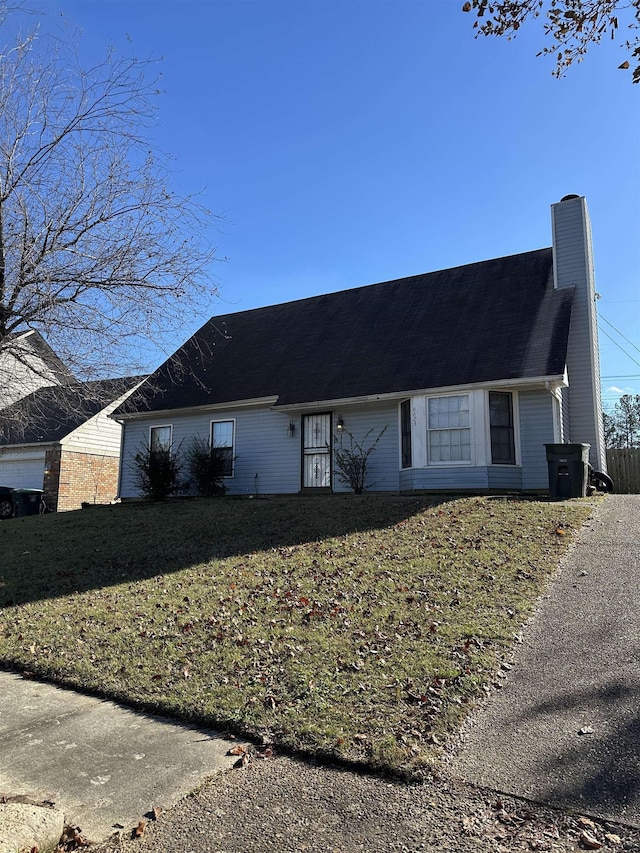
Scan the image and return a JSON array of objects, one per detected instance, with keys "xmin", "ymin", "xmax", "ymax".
[
  {"xmin": 545, "ymin": 444, "xmax": 590, "ymax": 499},
  {"xmin": 11, "ymin": 488, "xmax": 45, "ymax": 517}
]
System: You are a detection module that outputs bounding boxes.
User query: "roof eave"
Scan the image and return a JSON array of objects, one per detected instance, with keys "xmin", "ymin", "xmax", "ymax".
[
  {"xmin": 110, "ymin": 395, "xmax": 280, "ymax": 423},
  {"xmin": 274, "ymin": 374, "xmax": 568, "ymax": 412},
  {"xmin": 109, "ymin": 375, "xmax": 567, "ymax": 422}
]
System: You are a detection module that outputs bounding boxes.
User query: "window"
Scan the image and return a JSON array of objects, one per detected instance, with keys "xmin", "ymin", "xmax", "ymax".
[
  {"xmin": 211, "ymin": 420, "xmax": 235, "ymax": 477},
  {"xmin": 150, "ymin": 425, "xmax": 172, "ymax": 454},
  {"xmin": 489, "ymin": 392, "xmax": 515, "ymax": 464},
  {"xmin": 401, "ymin": 400, "xmax": 412, "ymax": 468},
  {"xmin": 427, "ymin": 395, "xmax": 471, "ymax": 463}
]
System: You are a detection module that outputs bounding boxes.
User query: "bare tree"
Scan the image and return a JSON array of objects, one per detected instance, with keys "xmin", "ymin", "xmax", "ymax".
[
  {"xmin": 463, "ymin": 0, "xmax": 640, "ymax": 82},
  {"xmin": 0, "ymin": 6, "xmax": 220, "ymax": 415}
]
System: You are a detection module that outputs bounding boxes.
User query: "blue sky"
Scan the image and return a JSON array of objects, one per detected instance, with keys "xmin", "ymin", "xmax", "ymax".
[{"xmin": 40, "ymin": 1, "xmax": 640, "ymax": 408}]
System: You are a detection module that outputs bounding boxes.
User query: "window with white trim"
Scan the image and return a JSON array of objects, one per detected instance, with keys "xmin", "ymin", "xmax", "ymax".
[
  {"xmin": 150, "ymin": 425, "xmax": 172, "ymax": 454},
  {"xmin": 427, "ymin": 395, "xmax": 471, "ymax": 464},
  {"xmin": 211, "ymin": 420, "xmax": 235, "ymax": 477}
]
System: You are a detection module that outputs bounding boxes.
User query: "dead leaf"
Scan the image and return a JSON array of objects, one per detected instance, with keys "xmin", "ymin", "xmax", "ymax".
[
  {"xmin": 227, "ymin": 744, "xmax": 247, "ymax": 756},
  {"xmin": 133, "ymin": 819, "xmax": 147, "ymax": 838},
  {"xmin": 579, "ymin": 830, "xmax": 603, "ymax": 849},
  {"xmin": 604, "ymin": 833, "xmax": 621, "ymax": 845},
  {"xmin": 152, "ymin": 805, "xmax": 163, "ymax": 820},
  {"xmin": 619, "ymin": 60, "xmax": 630, "ymax": 69},
  {"xmin": 578, "ymin": 817, "xmax": 596, "ymax": 830}
]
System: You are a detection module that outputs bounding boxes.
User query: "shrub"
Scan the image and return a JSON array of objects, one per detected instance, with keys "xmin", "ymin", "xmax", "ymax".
[
  {"xmin": 334, "ymin": 426, "xmax": 387, "ymax": 494},
  {"xmin": 185, "ymin": 436, "xmax": 230, "ymax": 497},
  {"xmin": 132, "ymin": 441, "xmax": 186, "ymax": 502}
]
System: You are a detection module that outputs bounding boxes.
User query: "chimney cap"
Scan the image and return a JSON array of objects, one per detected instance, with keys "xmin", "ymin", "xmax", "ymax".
[{"xmin": 560, "ymin": 194, "xmax": 581, "ymax": 202}]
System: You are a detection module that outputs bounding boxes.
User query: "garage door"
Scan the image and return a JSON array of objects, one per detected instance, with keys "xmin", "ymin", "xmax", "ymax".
[{"xmin": 0, "ymin": 451, "xmax": 46, "ymax": 489}]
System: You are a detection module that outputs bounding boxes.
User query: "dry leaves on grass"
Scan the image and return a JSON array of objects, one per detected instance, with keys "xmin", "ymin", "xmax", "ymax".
[{"xmin": 0, "ymin": 496, "xmax": 593, "ymax": 779}]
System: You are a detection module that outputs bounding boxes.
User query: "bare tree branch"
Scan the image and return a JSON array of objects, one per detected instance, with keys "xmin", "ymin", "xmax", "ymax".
[{"xmin": 0, "ymin": 4, "xmax": 221, "ymax": 396}]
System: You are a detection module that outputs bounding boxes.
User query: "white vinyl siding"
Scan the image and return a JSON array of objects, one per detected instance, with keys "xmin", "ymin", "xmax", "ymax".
[
  {"xmin": 0, "ymin": 334, "xmax": 62, "ymax": 408},
  {"xmin": 61, "ymin": 393, "xmax": 130, "ymax": 458}
]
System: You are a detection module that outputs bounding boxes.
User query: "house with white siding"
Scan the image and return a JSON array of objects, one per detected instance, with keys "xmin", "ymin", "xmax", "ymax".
[
  {"xmin": 0, "ymin": 377, "xmax": 142, "ymax": 512},
  {"xmin": 113, "ymin": 195, "xmax": 607, "ymax": 498}
]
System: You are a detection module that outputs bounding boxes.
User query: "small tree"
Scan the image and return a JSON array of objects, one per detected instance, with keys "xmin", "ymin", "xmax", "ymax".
[
  {"xmin": 185, "ymin": 435, "xmax": 229, "ymax": 497},
  {"xmin": 132, "ymin": 441, "xmax": 185, "ymax": 502},
  {"xmin": 334, "ymin": 426, "xmax": 387, "ymax": 494}
]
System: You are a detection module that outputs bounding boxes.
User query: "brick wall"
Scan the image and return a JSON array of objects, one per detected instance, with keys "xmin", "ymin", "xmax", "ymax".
[{"xmin": 56, "ymin": 450, "xmax": 120, "ymax": 512}]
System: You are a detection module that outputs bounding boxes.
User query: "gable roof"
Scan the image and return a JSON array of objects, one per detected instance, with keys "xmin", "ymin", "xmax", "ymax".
[
  {"xmin": 11, "ymin": 330, "xmax": 76, "ymax": 386},
  {"xmin": 0, "ymin": 377, "xmax": 142, "ymax": 445},
  {"xmin": 118, "ymin": 248, "xmax": 573, "ymax": 416}
]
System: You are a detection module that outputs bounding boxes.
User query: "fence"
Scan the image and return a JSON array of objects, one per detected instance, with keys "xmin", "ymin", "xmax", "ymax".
[{"xmin": 606, "ymin": 448, "xmax": 640, "ymax": 494}]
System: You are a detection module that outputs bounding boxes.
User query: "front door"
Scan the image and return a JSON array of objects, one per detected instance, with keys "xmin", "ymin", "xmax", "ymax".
[{"xmin": 302, "ymin": 413, "xmax": 332, "ymax": 489}]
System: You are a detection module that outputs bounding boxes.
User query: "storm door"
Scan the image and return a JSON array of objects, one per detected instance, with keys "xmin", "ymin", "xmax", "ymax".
[{"xmin": 302, "ymin": 413, "xmax": 332, "ymax": 489}]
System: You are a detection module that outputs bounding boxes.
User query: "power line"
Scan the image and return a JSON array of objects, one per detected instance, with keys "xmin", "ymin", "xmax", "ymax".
[
  {"xmin": 600, "ymin": 314, "xmax": 640, "ymax": 356},
  {"xmin": 598, "ymin": 327, "xmax": 640, "ymax": 369}
]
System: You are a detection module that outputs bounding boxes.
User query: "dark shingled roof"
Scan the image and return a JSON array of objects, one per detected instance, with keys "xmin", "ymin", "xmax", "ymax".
[
  {"xmin": 0, "ymin": 377, "xmax": 141, "ymax": 445},
  {"xmin": 118, "ymin": 248, "xmax": 573, "ymax": 415}
]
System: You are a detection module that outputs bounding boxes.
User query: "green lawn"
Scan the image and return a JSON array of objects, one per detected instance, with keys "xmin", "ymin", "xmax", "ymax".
[{"xmin": 0, "ymin": 494, "xmax": 593, "ymax": 779}]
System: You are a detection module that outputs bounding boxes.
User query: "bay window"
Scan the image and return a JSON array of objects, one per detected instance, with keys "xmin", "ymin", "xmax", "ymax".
[{"xmin": 427, "ymin": 395, "xmax": 471, "ymax": 463}]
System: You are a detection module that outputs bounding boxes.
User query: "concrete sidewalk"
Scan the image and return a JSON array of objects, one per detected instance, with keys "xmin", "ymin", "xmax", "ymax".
[
  {"xmin": 0, "ymin": 673, "xmax": 238, "ymax": 851},
  {"xmin": 454, "ymin": 494, "xmax": 640, "ymax": 827}
]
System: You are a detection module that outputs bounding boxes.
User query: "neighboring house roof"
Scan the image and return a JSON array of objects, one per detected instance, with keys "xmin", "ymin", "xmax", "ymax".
[
  {"xmin": 117, "ymin": 247, "xmax": 574, "ymax": 416},
  {"xmin": 0, "ymin": 330, "xmax": 76, "ymax": 410},
  {"xmin": 0, "ymin": 377, "xmax": 142, "ymax": 445},
  {"xmin": 11, "ymin": 330, "xmax": 76, "ymax": 386}
]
